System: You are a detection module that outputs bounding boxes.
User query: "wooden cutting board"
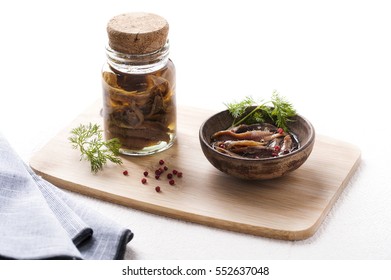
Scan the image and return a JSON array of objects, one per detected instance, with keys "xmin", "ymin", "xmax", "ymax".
[{"xmin": 30, "ymin": 101, "xmax": 361, "ymax": 240}]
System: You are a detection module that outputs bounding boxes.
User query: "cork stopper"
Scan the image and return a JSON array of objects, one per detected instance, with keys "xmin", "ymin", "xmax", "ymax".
[{"xmin": 107, "ymin": 12, "xmax": 169, "ymax": 55}]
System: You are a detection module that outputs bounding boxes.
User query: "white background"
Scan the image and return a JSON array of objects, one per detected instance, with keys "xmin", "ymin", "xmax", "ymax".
[{"xmin": 1, "ymin": 0, "xmax": 390, "ymax": 259}]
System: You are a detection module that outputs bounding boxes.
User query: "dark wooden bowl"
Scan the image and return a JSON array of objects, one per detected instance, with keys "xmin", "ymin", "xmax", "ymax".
[{"xmin": 199, "ymin": 110, "xmax": 315, "ymax": 180}]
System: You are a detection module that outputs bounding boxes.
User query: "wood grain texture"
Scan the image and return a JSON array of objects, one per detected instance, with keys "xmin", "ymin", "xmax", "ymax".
[{"xmin": 29, "ymin": 101, "xmax": 361, "ymax": 240}]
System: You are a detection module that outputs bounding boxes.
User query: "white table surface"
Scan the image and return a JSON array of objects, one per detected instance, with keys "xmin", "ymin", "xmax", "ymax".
[{"xmin": 1, "ymin": 0, "xmax": 390, "ymax": 260}]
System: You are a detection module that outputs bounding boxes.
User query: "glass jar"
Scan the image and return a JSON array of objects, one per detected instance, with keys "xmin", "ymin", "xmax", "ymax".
[{"xmin": 102, "ymin": 13, "xmax": 176, "ymax": 156}]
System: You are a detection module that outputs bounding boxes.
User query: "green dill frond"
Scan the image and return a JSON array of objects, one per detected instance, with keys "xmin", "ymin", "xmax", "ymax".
[
  {"xmin": 225, "ymin": 91, "xmax": 297, "ymax": 131},
  {"xmin": 225, "ymin": 96, "xmax": 256, "ymax": 119},
  {"xmin": 270, "ymin": 91, "xmax": 296, "ymax": 131},
  {"xmin": 68, "ymin": 123, "xmax": 122, "ymax": 173}
]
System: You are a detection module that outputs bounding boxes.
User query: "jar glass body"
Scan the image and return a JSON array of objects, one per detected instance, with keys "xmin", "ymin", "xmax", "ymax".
[{"xmin": 102, "ymin": 43, "xmax": 176, "ymax": 156}]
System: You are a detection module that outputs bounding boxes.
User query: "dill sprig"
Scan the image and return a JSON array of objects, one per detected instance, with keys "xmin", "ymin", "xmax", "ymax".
[
  {"xmin": 68, "ymin": 123, "xmax": 122, "ymax": 173},
  {"xmin": 224, "ymin": 96, "xmax": 255, "ymax": 119},
  {"xmin": 226, "ymin": 91, "xmax": 296, "ymax": 131}
]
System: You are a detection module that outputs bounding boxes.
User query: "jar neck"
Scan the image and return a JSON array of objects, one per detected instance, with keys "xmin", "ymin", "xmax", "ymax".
[{"xmin": 105, "ymin": 41, "xmax": 170, "ymax": 74}]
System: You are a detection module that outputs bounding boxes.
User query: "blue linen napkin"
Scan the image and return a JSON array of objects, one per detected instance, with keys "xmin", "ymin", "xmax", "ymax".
[{"xmin": 0, "ymin": 133, "xmax": 133, "ymax": 260}]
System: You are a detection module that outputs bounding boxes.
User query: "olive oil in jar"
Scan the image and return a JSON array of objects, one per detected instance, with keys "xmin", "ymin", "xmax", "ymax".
[{"xmin": 102, "ymin": 13, "xmax": 176, "ymax": 155}]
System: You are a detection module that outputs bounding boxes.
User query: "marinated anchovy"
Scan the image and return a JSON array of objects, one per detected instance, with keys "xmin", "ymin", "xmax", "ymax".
[
  {"xmin": 211, "ymin": 123, "xmax": 299, "ymax": 159},
  {"xmin": 102, "ymin": 66, "xmax": 176, "ymax": 150}
]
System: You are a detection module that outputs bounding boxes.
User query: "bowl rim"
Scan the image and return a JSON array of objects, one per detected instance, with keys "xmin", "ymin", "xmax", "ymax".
[{"xmin": 199, "ymin": 109, "xmax": 316, "ymax": 162}]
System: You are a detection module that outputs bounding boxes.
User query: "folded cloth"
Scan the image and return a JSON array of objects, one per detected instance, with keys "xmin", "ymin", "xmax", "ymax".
[{"xmin": 0, "ymin": 133, "xmax": 133, "ymax": 260}]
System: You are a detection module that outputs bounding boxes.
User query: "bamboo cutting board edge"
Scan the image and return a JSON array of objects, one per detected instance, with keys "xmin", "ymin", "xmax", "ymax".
[
  {"xmin": 29, "ymin": 101, "xmax": 361, "ymax": 241},
  {"xmin": 300, "ymin": 152, "xmax": 361, "ymax": 240}
]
